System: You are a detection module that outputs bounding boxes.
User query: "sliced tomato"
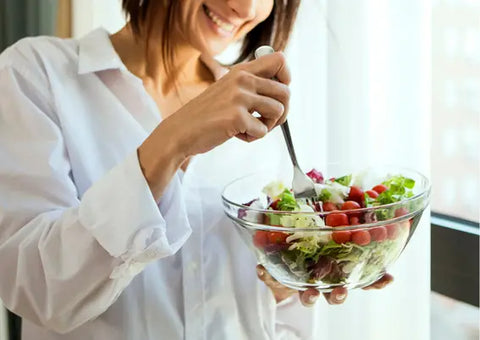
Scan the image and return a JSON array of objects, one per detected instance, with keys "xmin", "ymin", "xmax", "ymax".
[
  {"xmin": 253, "ymin": 231, "xmax": 269, "ymax": 249},
  {"xmin": 326, "ymin": 213, "xmax": 349, "ymax": 227},
  {"xmin": 352, "ymin": 230, "xmax": 371, "ymax": 246},
  {"xmin": 332, "ymin": 230, "xmax": 352, "ymax": 244},
  {"xmin": 372, "ymin": 184, "xmax": 388, "ymax": 194},
  {"xmin": 369, "ymin": 226, "xmax": 387, "ymax": 242}
]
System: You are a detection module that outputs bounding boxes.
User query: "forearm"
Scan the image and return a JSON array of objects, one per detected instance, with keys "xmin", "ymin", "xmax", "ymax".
[{"xmin": 138, "ymin": 116, "xmax": 189, "ymax": 202}]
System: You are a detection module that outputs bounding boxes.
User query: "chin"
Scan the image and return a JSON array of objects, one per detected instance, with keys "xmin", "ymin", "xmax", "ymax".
[{"xmin": 193, "ymin": 38, "xmax": 232, "ymax": 58}]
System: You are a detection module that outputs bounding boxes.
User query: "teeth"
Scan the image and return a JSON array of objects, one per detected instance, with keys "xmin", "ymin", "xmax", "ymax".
[{"xmin": 205, "ymin": 6, "xmax": 234, "ymax": 32}]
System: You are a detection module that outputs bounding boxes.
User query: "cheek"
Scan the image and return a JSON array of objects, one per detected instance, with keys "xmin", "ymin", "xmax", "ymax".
[
  {"xmin": 257, "ymin": 0, "xmax": 275, "ymax": 22},
  {"xmin": 236, "ymin": 0, "xmax": 274, "ymax": 38}
]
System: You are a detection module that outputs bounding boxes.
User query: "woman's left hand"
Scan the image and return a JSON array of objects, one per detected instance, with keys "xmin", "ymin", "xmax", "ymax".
[{"xmin": 256, "ymin": 264, "xmax": 394, "ymax": 306}]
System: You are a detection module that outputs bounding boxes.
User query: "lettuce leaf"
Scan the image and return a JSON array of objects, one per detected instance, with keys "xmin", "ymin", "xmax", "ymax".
[
  {"xmin": 277, "ymin": 189, "xmax": 299, "ymax": 211},
  {"xmin": 335, "ymin": 174, "xmax": 353, "ymax": 186}
]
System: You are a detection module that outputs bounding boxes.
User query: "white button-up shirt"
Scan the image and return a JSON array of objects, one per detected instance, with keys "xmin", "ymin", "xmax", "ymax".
[{"xmin": 0, "ymin": 28, "xmax": 316, "ymax": 340}]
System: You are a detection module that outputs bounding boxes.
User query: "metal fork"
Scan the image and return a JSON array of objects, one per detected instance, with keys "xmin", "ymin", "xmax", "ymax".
[{"xmin": 254, "ymin": 46, "xmax": 318, "ymax": 204}]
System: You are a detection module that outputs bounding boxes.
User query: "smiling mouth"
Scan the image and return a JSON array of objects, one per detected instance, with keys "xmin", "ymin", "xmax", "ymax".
[{"xmin": 203, "ymin": 4, "xmax": 236, "ymax": 34}]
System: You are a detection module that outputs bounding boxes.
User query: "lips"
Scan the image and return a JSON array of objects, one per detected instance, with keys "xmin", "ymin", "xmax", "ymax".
[{"xmin": 203, "ymin": 4, "xmax": 236, "ymax": 33}]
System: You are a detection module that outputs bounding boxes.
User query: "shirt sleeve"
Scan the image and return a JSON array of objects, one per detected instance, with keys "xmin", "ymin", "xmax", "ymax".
[{"xmin": 0, "ymin": 58, "xmax": 191, "ymax": 332}]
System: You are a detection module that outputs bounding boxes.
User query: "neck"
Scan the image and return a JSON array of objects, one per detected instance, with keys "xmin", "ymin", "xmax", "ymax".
[{"xmin": 110, "ymin": 23, "xmax": 212, "ymax": 96}]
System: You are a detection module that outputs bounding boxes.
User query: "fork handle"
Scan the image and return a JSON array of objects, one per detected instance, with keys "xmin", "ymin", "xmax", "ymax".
[{"xmin": 280, "ymin": 120, "xmax": 300, "ymax": 169}]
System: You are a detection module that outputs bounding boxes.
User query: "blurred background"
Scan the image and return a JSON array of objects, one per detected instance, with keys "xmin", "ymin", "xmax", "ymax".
[{"xmin": 0, "ymin": 0, "xmax": 478, "ymax": 339}]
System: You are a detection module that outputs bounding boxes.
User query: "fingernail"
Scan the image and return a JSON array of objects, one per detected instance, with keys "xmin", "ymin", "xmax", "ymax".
[
  {"xmin": 336, "ymin": 294, "xmax": 346, "ymax": 301},
  {"xmin": 256, "ymin": 268, "xmax": 265, "ymax": 278},
  {"xmin": 308, "ymin": 294, "xmax": 318, "ymax": 304}
]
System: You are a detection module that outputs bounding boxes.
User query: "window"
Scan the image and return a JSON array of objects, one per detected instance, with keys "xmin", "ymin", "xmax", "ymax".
[{"xmin": 431, "ymin": 0, "xmax": 479, "ymax": 339}]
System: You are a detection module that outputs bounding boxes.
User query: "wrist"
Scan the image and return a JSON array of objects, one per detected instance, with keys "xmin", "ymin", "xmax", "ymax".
[{"xmin": 138, "ymin": 120, "xmax": 188, "ymax": 200}]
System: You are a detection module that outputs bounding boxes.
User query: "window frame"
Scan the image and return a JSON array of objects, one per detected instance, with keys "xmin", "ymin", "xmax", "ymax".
[{"xmin": 431, "ymin": 212, "xmax": 479, "ymax": 307}]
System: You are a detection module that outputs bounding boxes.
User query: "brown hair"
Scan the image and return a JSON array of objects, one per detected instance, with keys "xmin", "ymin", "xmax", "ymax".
[{"xmin": 122, "ymin": 0, "xmax": 301, "ymax": 75}]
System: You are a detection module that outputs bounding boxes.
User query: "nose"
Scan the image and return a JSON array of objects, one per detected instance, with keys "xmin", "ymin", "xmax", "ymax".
[{"xmin": 227, "ymin": 0, "xmax": 256, "ymax": 21}]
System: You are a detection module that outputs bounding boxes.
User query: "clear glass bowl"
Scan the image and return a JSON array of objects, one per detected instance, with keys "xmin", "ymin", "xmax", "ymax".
[{"xmin": 222, "ymin": 166, "xmax": 430, "ymax": 292}]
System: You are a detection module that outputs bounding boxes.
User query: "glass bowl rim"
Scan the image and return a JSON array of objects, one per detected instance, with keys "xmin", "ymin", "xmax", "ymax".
[{"xmin": 221, "ymin": 166, "xmax": 431, "ymax": 231}]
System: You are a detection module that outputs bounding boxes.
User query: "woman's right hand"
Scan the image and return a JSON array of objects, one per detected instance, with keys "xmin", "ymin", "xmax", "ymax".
[
  {"xmin": 172, "ymin": 51, "xmax": 290, "ymax": 153},
  {"xmin": 138, "ymin": 52, "xmax": 291, "ymax": 199}
]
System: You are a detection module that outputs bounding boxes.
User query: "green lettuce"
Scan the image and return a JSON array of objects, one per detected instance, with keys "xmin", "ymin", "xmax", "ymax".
[
  {"xmin": 277, "ymin": 189, "xmax": 298, "ymax": 211},
  {"xmin": 335, "ymin": 174, "xmax": 353, "ymax": 186}
]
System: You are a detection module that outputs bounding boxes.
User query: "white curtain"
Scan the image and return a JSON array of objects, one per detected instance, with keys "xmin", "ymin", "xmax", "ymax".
[
  {"xmin": 71, "ymin": 1, "xmax": 432, "ymax": 339},
  {"xmin": 286, "ymin": 1, "xmax": 431, "ymax": 339}
]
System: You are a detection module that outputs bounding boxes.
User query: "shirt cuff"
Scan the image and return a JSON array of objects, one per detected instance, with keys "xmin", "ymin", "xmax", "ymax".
[{"xmin": 78, "ymin": 150, "xmax": 191, "ymax": 274}]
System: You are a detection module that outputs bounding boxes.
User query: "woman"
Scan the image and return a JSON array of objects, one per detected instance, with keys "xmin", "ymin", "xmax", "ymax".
[{"xmin": 0, "ymin": 0, "xmax": 391, "ymax": 339}]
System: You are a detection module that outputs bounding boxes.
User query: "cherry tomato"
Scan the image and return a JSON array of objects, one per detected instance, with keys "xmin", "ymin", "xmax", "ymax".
[
  {"xmin": 341, "ymin": 200, "xmax": 362, "ymax": 218},
  {"xmin": 332, "ymin": 231, "xmax": 352, "ymax": 244},
  {"xmin": 348, "ymin": 186, "xmax": 365, "ymax": 204},
  {"xmin": 372, "ymin": 184, "xmax": 388, "ymax": 194},
  {"xmin": 394, "ymin": 207, "xmax": 409, "ymax": 217},
  {"xmin": 366, "ymin": 190, "xmax": 379, "ymax": 199},
  {"xmin": 369, "ymin": 226, "xmax": 387, "ymax": 242},
  {"xmin": 326, "ymin": 213, "xmax": 349, "ymax": 227},
  {"xmin": 268, "ymin": 231, "xmax": 288, "ymax": 244},
  {"xmin": 323, "ymin": 202, "xmax": 338, "ymax": 211},
  {"xmin": 386, "ymin": 224, "xmax": 399, "ymax": 240},
  {"xmin": 341, "ymin": 200, "xmax": 361, "ymax": 210},
  {"xmin": 352, "ymin": 230, "xmax": 371, "ymax": 245},
  {"xmin": 350, "ymin": 216, "xmax": 361, "ymax": 225},
  {"xmin": 253, "ymin": 231, "xmax": 269, "ymax": 248}
]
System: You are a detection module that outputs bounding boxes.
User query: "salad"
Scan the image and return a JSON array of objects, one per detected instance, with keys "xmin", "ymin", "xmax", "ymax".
[{"xmin": 244, "ymin": 170, "xmax": 420, "ymax": 287}]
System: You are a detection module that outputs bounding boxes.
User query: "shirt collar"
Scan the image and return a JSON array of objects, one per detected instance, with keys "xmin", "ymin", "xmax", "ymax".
[
  {"xmin": 77, "ymin": 28, "xmax": 125, "ymax": 75},
  {"xmin": 77, "ymin": 27, "xmax": 229, "ymax": 80}
]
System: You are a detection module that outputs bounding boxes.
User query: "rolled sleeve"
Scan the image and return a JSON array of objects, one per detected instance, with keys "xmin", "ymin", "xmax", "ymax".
[
  {"xmin": 78, "ymin": 150, "xmax": 192, "ymax": 277},
  {"xmin": 0, "ymin": 38, "xmax": 192, "ymax": 333}
]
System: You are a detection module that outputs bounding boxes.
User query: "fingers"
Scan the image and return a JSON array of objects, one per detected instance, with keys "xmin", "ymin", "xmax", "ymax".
[
  {"xmin": 256, "ymin": 265, "xmax": 286, "ymax": 289},
  {"xmin": 299, "ymin": 288, "xmax": 320, "ymax": 307},
  {"xmin": 240, "ymin": 114, "xmax": 268, "ymax": 141},
  {"xmin": 229, "ymin": 63, "xmax": 290, "ymax": 132},
  {"xmin": 256, "ymin": 265, "xmax": 297, "ymax": 303},
  {"xmin": 323, "ymin": 287, "xmax": 348, "ymax": 305},
  {"xmin": 249, "ymin": 95, "xmax": 284, "ymax": 131},
  {"xmin": 362, "ymin": 273, "xmax": 394, "ymax": 290},
  {"xmin": 238, "ymin": 52, "xmax": 291, "ymax": 85},
  {"xmin": 254, "ymin": 77, "xmax": 290, "ymax": 126}
]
